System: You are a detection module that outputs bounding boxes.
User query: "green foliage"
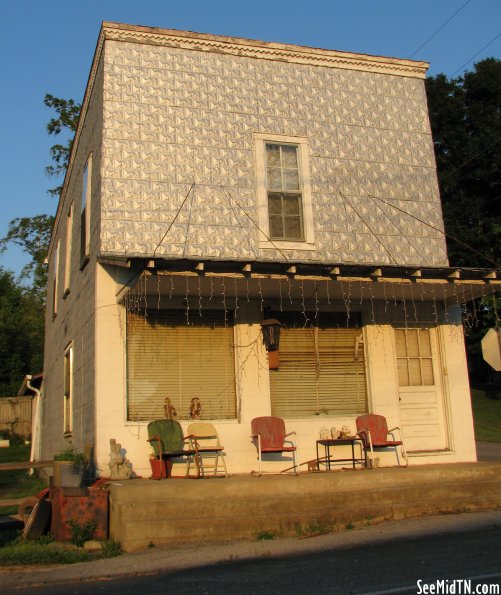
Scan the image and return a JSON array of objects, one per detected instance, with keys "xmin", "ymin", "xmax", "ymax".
[
  {"xmin": 256, "ymin": 530, "xmax": 275, "ymax": 541},
  {"xmin": 0, "ymin": 268, "xmax": 45, "ymax": 395},
  {"xmin": 0, "ymin": 541, "xmax": 90, "ymax": 566},
  {"xmin": 43, "ymin": 94, "xmax": 81, "ymax": 198},
  {"xmin": 100, "ymin": 540, "xmax": 123, "ymax": 558},
  {"xmin": 0, "ymin": 444, "xmax": 46, "ymax": 500},
  {"xmin": 471, "ymin": 386, "xmax": 501, "ymax": 442},
  {"xmin": 67, "ymin": 520, "xmax": 96, "ymax": 548},
  {"xmin": 0, "ymin": 214, "xmax": 54, "ymax": 297},
  {"xmin": 54, "ymin": 447, "xmax": 86, "ymax": 473},
  {"xmin": 426, "ymin": 58, "xmax": 501, "ymax": 269}
]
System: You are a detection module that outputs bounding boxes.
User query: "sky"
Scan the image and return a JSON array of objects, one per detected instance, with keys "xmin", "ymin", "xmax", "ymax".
[{"xmin": 0, "ymin": 0, "xmax": 500, "ymax": 277}]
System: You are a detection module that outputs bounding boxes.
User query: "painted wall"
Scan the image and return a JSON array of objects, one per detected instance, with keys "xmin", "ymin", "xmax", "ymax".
[
  {"xmin": 41, "ymin": 58, "xmax": 105, "ymax": 460},
  {"xmin": 90, "ymin": 283, "xmax": 476, "ymax": 477}
]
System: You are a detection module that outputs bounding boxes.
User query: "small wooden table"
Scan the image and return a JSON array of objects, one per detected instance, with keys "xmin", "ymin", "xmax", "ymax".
[{"xmin": 316, "ymin": 437, "xmax": 366, "ymax": 470}]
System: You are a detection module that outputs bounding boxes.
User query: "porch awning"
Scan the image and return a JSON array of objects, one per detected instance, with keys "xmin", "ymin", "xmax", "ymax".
[{"xmin": 106, "ymin": 257, "xmax": 500, "ymax": 309}]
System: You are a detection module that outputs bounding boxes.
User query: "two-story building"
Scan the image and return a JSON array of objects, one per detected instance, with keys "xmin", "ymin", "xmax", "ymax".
[{"xmin": 41, "ymin": 22, "xmax": 499, "ymax": 476}]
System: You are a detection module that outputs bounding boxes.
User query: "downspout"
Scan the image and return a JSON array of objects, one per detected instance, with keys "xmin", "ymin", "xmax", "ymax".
[{"xmin": 27, "ymin": 375, "xmax": 41, "ymax": 475}]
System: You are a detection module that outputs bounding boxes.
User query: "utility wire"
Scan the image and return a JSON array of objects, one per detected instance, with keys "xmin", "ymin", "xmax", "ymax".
[
  {"xmin": 153, "ymin": 182, "xmax": 195, "ymax": 257},
  {"xmin": 409, "ymin": 0, "xmax": 472, "ymax": 58},
  {"xmin": 221, "ymin": 186, "xmax": 290, "ymax": 261},
  {"xmin": 450, "ymin": 32, "xmax": 501, "ymax": 77},
  {"xmin": 366, "ymin": 193, "xmax": 499, "ymax": 267},
  {"xmin": 339, "ymin": 192, "xmax": 399, "ymax": 265}
]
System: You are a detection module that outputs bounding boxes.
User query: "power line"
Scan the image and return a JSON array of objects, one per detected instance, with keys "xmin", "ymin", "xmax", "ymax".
[
  {"xmin": 450, "ymin": 32, "xmax": 501, "ymax": 77},
  {"xmin": 409, "ymin": 0, "xmax": 473, "ymax": 59},
  {"xmin": 366, "ymin": 193, "xmax": 499, "ymax": 267}
]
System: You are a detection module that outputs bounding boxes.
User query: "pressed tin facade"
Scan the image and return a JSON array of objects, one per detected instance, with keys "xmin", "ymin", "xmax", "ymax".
[{"xmin": 41, "ymin": 22, "xmax": 495, "ymax": 476}]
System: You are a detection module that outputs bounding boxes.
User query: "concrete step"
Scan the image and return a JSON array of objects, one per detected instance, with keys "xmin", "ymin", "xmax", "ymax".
[{"xmin": 108, "ymin": 462, "xmax": 501, "ymax": 552}]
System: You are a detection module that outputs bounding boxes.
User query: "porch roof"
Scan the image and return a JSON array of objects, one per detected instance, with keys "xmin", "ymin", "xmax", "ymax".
[{"xmin": 101, "ymin": 256, "xmax": 500, "ymax": 308}]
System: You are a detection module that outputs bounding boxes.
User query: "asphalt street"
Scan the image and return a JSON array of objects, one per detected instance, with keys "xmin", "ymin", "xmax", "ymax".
[{"xmin": 2, "ymin": 511, "xmax": 501, "ymax": 595}]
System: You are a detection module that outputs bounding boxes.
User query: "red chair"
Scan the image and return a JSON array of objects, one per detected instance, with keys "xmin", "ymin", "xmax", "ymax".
[
  {"xmin": 356, "ymin": 414, "xmax": 407, "ymax": 467},
  {"xmin": 251, "ymin": 416, "xmax": 298, "ymax": 475}
]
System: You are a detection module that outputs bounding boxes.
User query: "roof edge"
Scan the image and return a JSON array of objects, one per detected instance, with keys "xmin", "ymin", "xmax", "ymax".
[{"xmin": 101, "ymin": 21, "xmax": 429, "ymax": 79}]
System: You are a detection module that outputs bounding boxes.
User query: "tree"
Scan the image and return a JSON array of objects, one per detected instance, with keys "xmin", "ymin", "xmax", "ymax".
[
  {"xmin": 426, "ymin": 59, "xmax": 501, "ymax": 268},
  {"xmin": 0, "ymin": 96, "xmax": 80, "ymax": 392},
  {"xmin": 426, "ymin": 59, "xmax": 501, "ymax": 383},
  {"xmin": 0, "ymin": 268, "xmax": 45, "ymax": 396},
  {"xmin": 44, "ymin": 94, "xmax": 81, "ymax": 198},
  {"xmin": 0, "ymin": 215, "xmax": 54, "ymax": 298}
]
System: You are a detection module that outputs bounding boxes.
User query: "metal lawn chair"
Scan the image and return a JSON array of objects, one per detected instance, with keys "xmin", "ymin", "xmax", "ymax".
[{"xmin": 251, "ymin": 416, "xmax": 298, "ymax": 475}]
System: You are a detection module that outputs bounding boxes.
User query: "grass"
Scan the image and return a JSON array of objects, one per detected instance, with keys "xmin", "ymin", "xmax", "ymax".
[
  {"xmin": 471, "ymin": 385, "xmax": 501, "ymax": 443},
  {"xmin": 0, "ymin": 536, "xmax": 122, "ymax": 566},
  {"xmin": 0, "ymin": 444, "xmax": 46, "ymax": 514}
]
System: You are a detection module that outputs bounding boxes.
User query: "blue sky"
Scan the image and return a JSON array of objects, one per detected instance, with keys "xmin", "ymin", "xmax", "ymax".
[{"xmin": 1, "ymin": 0, "xmax": 500, "ymax": 276}]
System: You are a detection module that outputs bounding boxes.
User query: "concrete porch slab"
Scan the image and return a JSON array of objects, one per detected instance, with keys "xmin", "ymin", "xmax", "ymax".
[{"xmin": 108, "ymin": 462, "xmax": 501, "ymax": 552}]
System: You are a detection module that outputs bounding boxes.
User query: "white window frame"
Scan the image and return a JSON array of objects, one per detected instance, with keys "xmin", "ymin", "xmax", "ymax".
[
  {"xmin": 63, "ymin": 202, "xmax": 73, "ymax": 296},
  {"xmin": 254, "ymin": 133, "xmax": 315, "ymax": 251},
  {"xmin": 63, "ymin": 343, "xmax": 73, "ymax": 436},
  {"xmin": 80, "ymin": 154, "xmax": 92, "ymax": 266},
  {"xmin": 52, "ymin": 239, "xmax": 60, "ymax": 318}
]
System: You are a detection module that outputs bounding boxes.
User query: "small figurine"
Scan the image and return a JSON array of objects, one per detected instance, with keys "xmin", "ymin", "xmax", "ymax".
[
  {"xmin": 164, "ymin": 397, "xmax": 177, "ymax": 420},
  {"xmin": 319, "ymin": 426, "xmax": 330, "ymax": 439},
  {"xmin": 189, "ymin": 397, "xmax": 202, "ymax": 419},
  {"xmin": 330, "ymin": 427, "xmax": 339, "ymax": 439},
  {"xmin": 339, "ymin": 425, "xmax": 352, "ymax": 439},
  {"xmin": 109, "ymin": 438, "xmax": 133, "ymax": 480}
]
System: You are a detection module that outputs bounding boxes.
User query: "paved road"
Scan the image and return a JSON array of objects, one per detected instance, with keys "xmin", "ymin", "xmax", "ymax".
[{"xmin": 3, "ymin": 512, "xmax": 501, "ymax": 595}]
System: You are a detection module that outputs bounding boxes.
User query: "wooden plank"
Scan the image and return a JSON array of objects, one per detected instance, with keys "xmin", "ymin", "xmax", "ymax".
[{"xmin": 0, "ymin": 460, "xmax": 53, "ymax": 471}]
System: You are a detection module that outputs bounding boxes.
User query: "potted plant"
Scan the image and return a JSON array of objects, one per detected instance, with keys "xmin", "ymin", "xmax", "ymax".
[{"xmin": 53, "ymin": 447, "xmax": 87, "ymax": 487}]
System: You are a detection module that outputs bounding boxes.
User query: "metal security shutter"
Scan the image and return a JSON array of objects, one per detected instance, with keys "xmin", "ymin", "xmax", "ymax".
[
  {"xmin": 269, "ymin": 312, "xmax": 367, "ymax": 418},
  {"xmin": 127, "ymin": 310, "xmax": 236, "ymax": 421}
]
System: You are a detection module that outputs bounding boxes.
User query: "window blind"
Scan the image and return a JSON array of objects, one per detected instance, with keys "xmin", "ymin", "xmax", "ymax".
[
  {"xmin": 126, "ymin": 310, "xmax": 236, "ymax": 421},
  {"xmin": 269, "ymin": 312, "xmax": 368, "ymax": 418}
]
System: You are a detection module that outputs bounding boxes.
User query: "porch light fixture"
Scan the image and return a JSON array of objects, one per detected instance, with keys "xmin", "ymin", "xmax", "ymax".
[{"xmin": 261, "ymin": 319, "xmax": 281, "ymax": 352}]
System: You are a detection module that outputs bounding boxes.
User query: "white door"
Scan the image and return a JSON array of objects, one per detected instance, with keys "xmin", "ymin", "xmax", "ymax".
[{"xmin": 395, "ymin": 328, "xmax": 448, "ymax": 451}]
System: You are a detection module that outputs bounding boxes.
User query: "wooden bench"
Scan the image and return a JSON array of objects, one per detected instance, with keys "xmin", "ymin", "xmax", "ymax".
[{"xmin": 0, "ymin": 460, "xmax": 53, "ymax": 471}]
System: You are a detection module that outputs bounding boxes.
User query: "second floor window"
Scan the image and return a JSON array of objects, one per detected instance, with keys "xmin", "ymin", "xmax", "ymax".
[
  {"xmin": 265, "ymin": 143, "xmax": 304, "ymax": 241},
  {"xmin": 80, "ymin": 154, "xmax": 92, "ymax": 264}
]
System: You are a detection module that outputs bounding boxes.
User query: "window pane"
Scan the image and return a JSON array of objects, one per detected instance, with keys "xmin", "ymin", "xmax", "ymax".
[
  {"xmin": 422, "ymin": 359, "xmax": 434, "ymax": 385},
  {"xmin": 283, "ymin": 169, "xmax": 299, "ymax": 190},
  {"xmin": 407, "ymin": 330, "xmax": 419, "ymax": 357},
  {"xmin": 265, "ymin": 144, "xmax": 281, "ymax": 167},
  {"xmin": 284, "ymin": 217, "xmax": 302, "ymax": 239},
  {"xmin": 269, "ymin": 215, "xmax": 284, "ymax": 238},
  {"xmin": 397, "ymin": 359, "xmax": 409, "ymax": 386},
  {"xmin": 409, "ymin": 359, "xmax": 422, "ymax": 385},
  {"xmin": 267, "ymin": 168, "xmax": 282, "ymax": 190},
  {"xmin": 283, "ymin": 195, "xmax": 300, "ymax": 215},
  {"xmin": 419, "ymin": 330, "xmax": 432, "ymax": 356},
  {"xmin": 268, "ymin": 194, "xmax": 283, "ymax": 215},
  {"xmin": 395, "ymin": 329, "xmax": 407, "ymax": 356},
  {"xmin": 281, "ymin": 145, "xmax": 298, "ymax": 168}
]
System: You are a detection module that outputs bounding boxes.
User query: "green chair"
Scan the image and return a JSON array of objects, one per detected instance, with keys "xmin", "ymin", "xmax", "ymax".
[{"xmin": 147, "ymin": 419, "xmax": 199, "ymax": 478}]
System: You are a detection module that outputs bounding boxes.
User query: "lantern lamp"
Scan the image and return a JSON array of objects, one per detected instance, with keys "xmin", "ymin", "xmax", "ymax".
[{"xmin": 261, "ymin": 319, "xmax": 281, "ymax": 352}]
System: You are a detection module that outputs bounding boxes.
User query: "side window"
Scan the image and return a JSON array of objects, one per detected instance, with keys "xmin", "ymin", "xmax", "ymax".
[
  {"xmin": 254, "ymin": 134, "xmax": 314, "ymax": 250},
  {"xmin": 80, "ymin": 154, "xmax": 92, "ymax": 265},
  {"xmin": 63, "ymin": 344, "xmax": 73, "ymax": 435},
  {"xmin": 395, "ymin": 328, "xmax": 435, "ymax": 386},
  {"xmin": 64, "ymin": 202, "xmax": 73, "ymax": 295},
  {"xmin": 52, "ymin": 239, "xmax": 60, "ymax": 318}
]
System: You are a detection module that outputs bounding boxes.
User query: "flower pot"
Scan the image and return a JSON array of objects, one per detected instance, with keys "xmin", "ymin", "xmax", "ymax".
[{"xmin": 53, "ymin": 460, "xmax": 83, "ymax": 487}]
